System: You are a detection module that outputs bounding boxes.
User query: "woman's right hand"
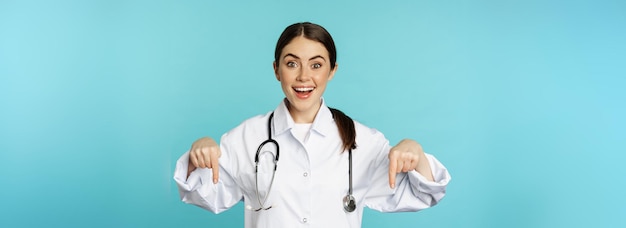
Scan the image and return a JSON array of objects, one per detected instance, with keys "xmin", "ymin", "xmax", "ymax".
[{"xmin": 188, "ymin": 137, "xmax": 221, "ymax": 183}]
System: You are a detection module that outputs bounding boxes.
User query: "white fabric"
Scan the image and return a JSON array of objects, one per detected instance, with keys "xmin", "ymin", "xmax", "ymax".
[
  {"xmin": 174, "ymin": 98, "xmax": 451, "ymax": 228},
  {"xmin": 292, "ymin": 123, "xmax": 312, "ymax": 143}
]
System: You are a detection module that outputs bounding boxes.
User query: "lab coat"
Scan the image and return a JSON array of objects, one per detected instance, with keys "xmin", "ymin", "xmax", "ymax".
[{"xmin": 174, "ymin": 99, "xmax": 451, "ymax": 228}]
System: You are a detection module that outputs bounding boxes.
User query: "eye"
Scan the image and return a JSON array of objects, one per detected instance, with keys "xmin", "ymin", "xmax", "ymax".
[
  {"xmin": 312, "ymin": 63, "xmax": 322, "ymax": 69},
  {"xmin": 286, "ymin": 61, "xmax": 298, "ymax": 68}
]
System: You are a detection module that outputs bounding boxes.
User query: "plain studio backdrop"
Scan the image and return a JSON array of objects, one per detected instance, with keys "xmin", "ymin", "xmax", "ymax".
[{"xmin": 1, "ymin": 0, "xmax": 624, "ymax": 227}]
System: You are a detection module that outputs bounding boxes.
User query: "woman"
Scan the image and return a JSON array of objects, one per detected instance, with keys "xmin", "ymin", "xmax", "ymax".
[{"xmin": 174, "ymin": 22, "xmax": 451, "ymax": 227}]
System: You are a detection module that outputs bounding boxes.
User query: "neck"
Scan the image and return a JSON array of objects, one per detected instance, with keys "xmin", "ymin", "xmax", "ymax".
[{"xmin": 285, "ymin": 99, "xmax": 321, "ymax": 123}]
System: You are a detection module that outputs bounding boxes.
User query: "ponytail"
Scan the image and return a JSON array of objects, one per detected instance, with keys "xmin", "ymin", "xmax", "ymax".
[{"xmin": 329, "ymin": 107, "xmax": 357, "ymax": 152}]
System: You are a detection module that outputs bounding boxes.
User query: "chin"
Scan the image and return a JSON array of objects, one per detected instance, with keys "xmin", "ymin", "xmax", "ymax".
[{"xmin": 286, "ymin": 96, "xmax": 321, "ymax": 112}]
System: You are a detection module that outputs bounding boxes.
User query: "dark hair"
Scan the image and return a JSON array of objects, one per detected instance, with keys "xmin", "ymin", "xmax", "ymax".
[
  {"xmin": 274, "ymin": 22, "xmax": 337, "ymax": 70},
  {"xmin": 275, "ymin": 22, "xmax": 353, "ymax": 152},
  {"xmin": 329, "ymin": 108, "xmax": 357, "ymax": 152}
]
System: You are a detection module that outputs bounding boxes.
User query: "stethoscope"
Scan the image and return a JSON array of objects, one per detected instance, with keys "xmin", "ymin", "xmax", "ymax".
[{"xmin": 253, "ymin": 112, "xmax": 356, "ymax": 213}]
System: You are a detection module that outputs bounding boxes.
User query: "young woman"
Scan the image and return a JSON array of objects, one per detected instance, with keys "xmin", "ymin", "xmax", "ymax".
[{"xmin": 174, "ymin": 22, "xmax": 451, "ymax": 227}]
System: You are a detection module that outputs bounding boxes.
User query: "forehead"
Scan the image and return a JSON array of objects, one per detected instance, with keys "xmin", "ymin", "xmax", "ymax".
[{"xmin": 281, "ymin": 36, "xmax": 329, "ymax": 59}]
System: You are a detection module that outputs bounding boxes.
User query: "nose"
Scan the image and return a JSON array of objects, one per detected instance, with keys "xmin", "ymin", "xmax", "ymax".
[{"xmin": 296, "ymin": 66, "xmax": 311, "ymax": 82}]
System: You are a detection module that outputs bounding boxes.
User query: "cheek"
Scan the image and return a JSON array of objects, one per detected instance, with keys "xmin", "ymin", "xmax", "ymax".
[
  {"xmin": 313, "ymin": 71, "xmax": 332, "ymax": 83},
  {"xmin": 278, "ymin": 71, "xmax": 292, "ymax": 89},
  {"xmin": 277, "ymin": 68, "xmax": 294, "ymax": 80}
]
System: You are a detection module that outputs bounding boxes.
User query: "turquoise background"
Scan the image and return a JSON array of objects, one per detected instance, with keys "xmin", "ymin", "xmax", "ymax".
[{"xmin": 1, "ymin": 0, "xmax": 625, "ymax": 227}]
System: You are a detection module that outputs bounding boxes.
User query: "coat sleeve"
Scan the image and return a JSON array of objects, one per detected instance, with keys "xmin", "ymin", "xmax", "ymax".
[
  {"xmin": 172, "ymin": 133, "xmax": 243, "ymax": 214},
  {"xmin": 362, "ymin": 129, "xmax": 451, "ymax": 212}
]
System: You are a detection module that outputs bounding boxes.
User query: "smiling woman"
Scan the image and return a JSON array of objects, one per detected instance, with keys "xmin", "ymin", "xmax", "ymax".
[
  {"xmin": 273, "ymin": 22, "xmax": 338, "ymax": 123},
  {"xmin": 173, "ymin": 22, "xmax": 450, "ymax": 228},
  {"xmin": 275, "ymin": 36, "xmax": 337, "ymax": 123},
  {"xmin": 2, "ymin": 1, "xmax": 623, "ymax": 227}
]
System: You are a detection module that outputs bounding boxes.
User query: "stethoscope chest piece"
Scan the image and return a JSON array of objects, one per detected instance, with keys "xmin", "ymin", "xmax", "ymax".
[
  {"xmin": 343, "ymin": 149, "xmax": 356, "ymax": 212},
  {"xmin": 343, "ymin": 194, "xmax": 356, "ymax": 212}
]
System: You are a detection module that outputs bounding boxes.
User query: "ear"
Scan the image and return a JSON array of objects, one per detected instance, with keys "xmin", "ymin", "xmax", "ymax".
[
  {"xmin": 328, "ymin": 63, "xmax": 338, "ymax": 81},
  {"xmin": 273, "ymin": 61, "xmax": 280, "ymax": 81}
]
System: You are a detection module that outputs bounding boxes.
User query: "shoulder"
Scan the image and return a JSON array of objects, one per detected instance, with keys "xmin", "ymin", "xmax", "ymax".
[
  {"xmin": 353, "ymin": 119, "xmax": 382, "ymax": 137},
  {"xmin": 353, "ymin": 120, "xmax": 388, "ymax": 147},
  {"xmin": 351, "ymin": 119, "xmax": 390, "ymax": 166},
  {"xmin": 221, "ymin": 112, "xmax": 272, "ymax": 141}
]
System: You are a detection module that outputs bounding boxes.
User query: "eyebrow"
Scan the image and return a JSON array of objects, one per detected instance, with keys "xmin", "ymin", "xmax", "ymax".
[{"xmin": 283, "ymin": 53, "xmax": 326, "ymax": 62}]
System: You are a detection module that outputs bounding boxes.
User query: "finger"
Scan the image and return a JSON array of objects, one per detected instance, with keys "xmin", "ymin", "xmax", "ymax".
[
  {"xmin": 388, "ymin": 152, "xmax": 397, "ymax": 189},
  {"xmin": 195, "ymin": 149, "xmax": 206, "ymax": 168},
  {"xmin": 201, "ymin": 147, "xmax": 212, "ymax": 169},
  {"xmin": 396, "ymin": 159, "xmax": 404, "ymax": 173},
  {"xmin": 401, "ymin": 156, "xmax": 414, "ymax": 172},
  {"xmin": 409, "ymin": 159, "xmax": 418, "ymax": 172},
  {"xmin": 210, "ymin": 148, "xmax": 220, "ymax": 184},
  {"xmin": 189, "ymin": 150, "xmax": 199, "ymax": 168}
]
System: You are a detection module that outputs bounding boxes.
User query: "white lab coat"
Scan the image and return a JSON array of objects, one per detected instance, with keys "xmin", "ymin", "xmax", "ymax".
[{"xmin": 174, "ymin": 99, "xmax": 451, "ymax": 228}]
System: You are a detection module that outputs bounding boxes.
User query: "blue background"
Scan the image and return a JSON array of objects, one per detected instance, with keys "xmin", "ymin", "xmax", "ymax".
[{"xmin": 1, "ymin": 0, "xmax": 625, "ymax": 227}]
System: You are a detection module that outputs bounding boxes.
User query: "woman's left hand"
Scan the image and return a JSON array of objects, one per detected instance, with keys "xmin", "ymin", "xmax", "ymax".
[{"xmin": 388, "ymin": 139, "xmax": 434, "ymax": 188}]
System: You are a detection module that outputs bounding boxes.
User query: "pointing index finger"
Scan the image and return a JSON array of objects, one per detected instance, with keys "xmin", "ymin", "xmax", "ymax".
[
  {"xmin": 210, "ymin": 149, "xmax": 220, "ymax": 184},
  {"xmin": 389, "ymin": 152, "xmax": 397, "ymax": 189}
]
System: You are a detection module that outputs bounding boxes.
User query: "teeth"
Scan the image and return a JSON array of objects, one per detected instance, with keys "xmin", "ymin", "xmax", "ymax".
[{"xmin": 294, "ymin": 87, "xmax": 314, "ymax": 92}]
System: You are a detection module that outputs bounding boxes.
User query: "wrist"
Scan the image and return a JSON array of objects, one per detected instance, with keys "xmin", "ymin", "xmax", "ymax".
[{"xmin": 415, "ymin": 153, "xmax": 434, "ymax": 181}]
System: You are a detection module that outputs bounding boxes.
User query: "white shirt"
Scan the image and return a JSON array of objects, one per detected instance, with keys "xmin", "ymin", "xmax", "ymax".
[{"xmin": 174, "ymin": 99, "xmax": 451, "ymax": 228}]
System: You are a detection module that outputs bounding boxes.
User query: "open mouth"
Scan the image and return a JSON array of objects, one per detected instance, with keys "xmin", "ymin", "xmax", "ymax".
[{"xmin": 293, "ymin": 87, "xmax": 314, "ymax": 98}]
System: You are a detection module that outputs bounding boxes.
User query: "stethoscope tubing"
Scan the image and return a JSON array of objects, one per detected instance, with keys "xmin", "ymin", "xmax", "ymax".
[{"xmin": 254, "ymin": 111, "xmax": 355, "ymax": 212}]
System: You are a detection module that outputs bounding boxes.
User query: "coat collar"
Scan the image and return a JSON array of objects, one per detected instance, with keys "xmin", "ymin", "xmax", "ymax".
[{"xmin": 272, "ymin": 98, "xmax": 334, "ymax": 138}]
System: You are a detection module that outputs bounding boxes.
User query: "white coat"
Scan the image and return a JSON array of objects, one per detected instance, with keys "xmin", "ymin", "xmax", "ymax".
[{"xmin": 174, "ymin": 99, "xmax": 451, "ymax": 228}]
